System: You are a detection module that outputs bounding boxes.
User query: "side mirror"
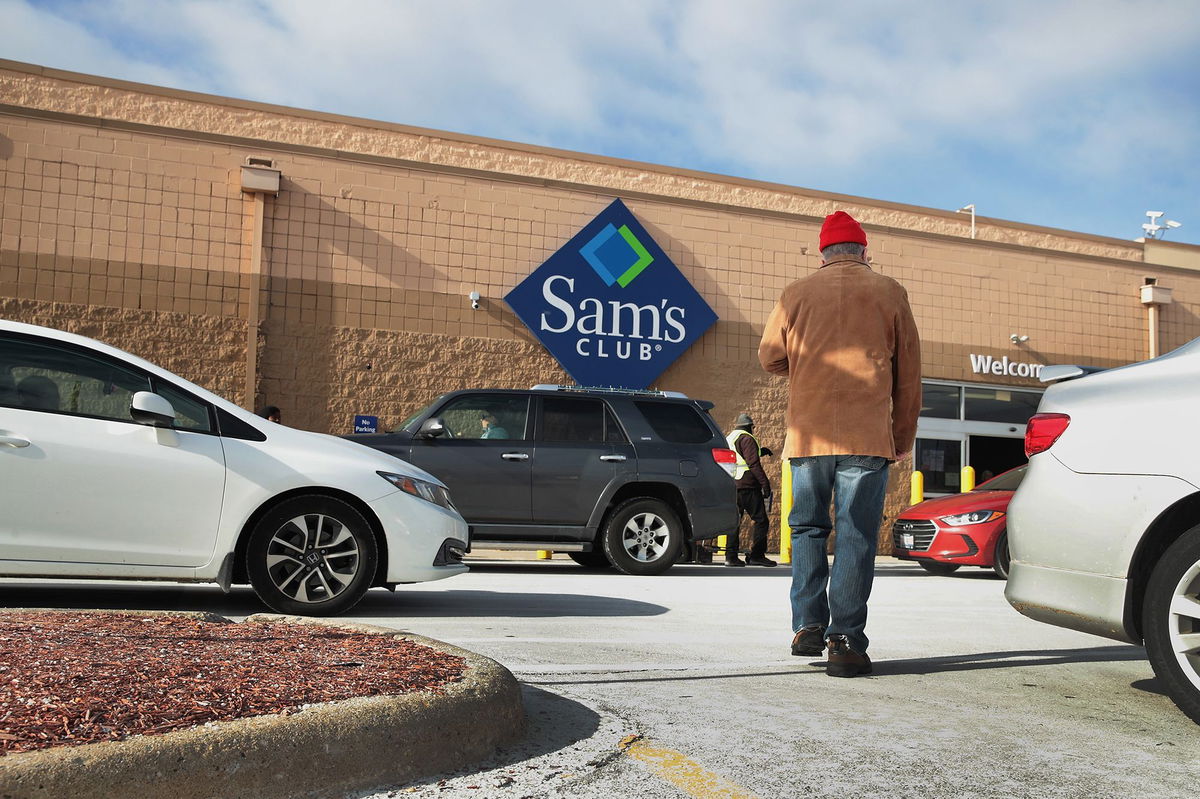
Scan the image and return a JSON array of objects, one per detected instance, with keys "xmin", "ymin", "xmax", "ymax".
[
  {"xmin": 417, "ymin": 416, "xmax": 447, "ymax": 439},
  {"xmin": 130, "ymin": 391, "xmax": 176, "ymax": 428}
]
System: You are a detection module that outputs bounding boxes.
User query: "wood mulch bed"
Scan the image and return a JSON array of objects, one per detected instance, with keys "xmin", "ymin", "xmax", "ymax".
[{"xmin": 0, "ymin": 611, "xmax": 466, "ymax": 756}]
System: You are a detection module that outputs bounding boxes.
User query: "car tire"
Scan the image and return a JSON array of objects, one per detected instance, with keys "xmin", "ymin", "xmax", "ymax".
[
  {"xmin": 992, "ymin": 530, "xmax": 1011, "ymax": 580},
  {"xmin": 602, "ymin": 498, "xmax": 683, "ymax": 576},
  {"xmin": 1143, "ymin": 523, "xmax": 1200, "ymax": 725},
  {"xmin": 918, "ymin": 561, "xmax": 961, "ymax": 576},
  {"xmin": 568, "ymin": 550, "xmax": 613, "ymax": 569},
  {"xmin": 246, "ymin": 495, "xmax": 378, "ymax": 616}
]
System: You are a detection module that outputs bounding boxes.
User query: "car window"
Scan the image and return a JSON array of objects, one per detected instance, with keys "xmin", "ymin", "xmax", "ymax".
[
  {"xmin": 541, "ymin": 397, "xmax": 606, "ymax": 442},
  {"xmin": 605, "ymin": 407, "xmax": 629, "ymax": 444},
  {"xmin": 634, "ymin": 401, "xmax": 714, "ymax": 444},
  {"xmin": 0, "ymin": 335, "xmax": 151, "ymax": 422},
  {"xmin": 975, "ymin": 465, "xmax": 1026, "ymax": 492},
  {"xmin": 436, "ymin": 394, "xmax": 528, "ymax": 440},
  {"xmin": 153, "ymin": 382, "xmax": 213, "ymax": 433}
]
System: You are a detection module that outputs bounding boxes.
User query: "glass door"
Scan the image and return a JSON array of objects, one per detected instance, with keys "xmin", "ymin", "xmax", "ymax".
[{"xmin": 914, "ymin": 434, "xmax": 965, "ymax": 496}]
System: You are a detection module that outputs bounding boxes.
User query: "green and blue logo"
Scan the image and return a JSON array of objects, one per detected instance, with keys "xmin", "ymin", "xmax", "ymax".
[
  {"xmin": 505, "ymin": 198, "xmax": 717, "ymax": 389},
  {"xmin": 580, "ymin": 222, "xmax": 654, "ymax": 288}
]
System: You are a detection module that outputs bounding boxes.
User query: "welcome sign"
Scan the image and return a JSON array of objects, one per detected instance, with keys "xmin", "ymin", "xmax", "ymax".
[{"xmin": 505, "ymin": 199, "xmax": 717, "ymax": 389}]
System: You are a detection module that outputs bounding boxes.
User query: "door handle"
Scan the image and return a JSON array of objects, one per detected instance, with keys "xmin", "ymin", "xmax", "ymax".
[
  {"xmin": 600, "ymin": 454, "xmax": 627, "ymax": 462},
  {"xmin": 500, "ymin": 452, "xmax": 529, "ymax": 461},
  {"xmin": 0, "ymin": 435, "xmax": 30, "ymax": 448}
]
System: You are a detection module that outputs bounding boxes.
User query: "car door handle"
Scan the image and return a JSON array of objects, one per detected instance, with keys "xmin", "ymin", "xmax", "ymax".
[
  {"xmin": 0, "ymin": 435, "xmax": 30, "ymax": 448},
  {"xmin": 501, "ymin": 452, "xmax": 530, "ymax": 461},
  {"xmin": 600, "ymin": 454, "xmax": 627, "ymax": 462}
]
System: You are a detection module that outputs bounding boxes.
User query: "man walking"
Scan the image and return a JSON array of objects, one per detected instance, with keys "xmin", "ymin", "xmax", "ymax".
[
  {"xmin": 725, "ymin": 413, "xmax": 776, "ymax": 568},
  {"xmin": 758, "ymin": 211, "xmax": 921, "ymax": 677}
]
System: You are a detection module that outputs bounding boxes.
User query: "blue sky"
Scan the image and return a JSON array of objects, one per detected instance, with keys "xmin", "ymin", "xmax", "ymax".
[{"xmin": 3, "ymin": 0, "xmax": 1198, "ymax": 244}]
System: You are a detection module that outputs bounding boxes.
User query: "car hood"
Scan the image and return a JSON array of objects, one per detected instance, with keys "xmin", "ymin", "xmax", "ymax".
[
  {"xmin": 259, "ymin": 424, "xmax": 446, "ymax": 487},
  {"xmin": 898, "ymin": 490, "xmax": 1013, "ymax": 519}
]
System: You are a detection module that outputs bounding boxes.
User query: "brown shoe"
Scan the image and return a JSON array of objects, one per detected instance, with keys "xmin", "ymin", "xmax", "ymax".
[
  {"xmin": 790, "ymin": 625, "xmax": 825, "ymax": 656},
  {"xmin": 826, "ymin": 635, "xmax": 872, "ymax": 677}
]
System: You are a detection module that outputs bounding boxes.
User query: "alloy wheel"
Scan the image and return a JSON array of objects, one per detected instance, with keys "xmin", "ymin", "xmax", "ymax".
[
  {"xmin": 265, "ymin": 513, "xmax": 361, "ymax": 604},
  {"xmin": 621, "ymin": 511, "xmax": 670, "ymax": 562},
  {"xmin": 1167, "ymin": 559, "xmax": 1200, "ymax": 691}
]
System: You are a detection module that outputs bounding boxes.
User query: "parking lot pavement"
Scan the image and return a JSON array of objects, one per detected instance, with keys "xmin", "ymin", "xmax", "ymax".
[
  {"xmin": 6, "ymin": 557, "xmax": 1200, "ymax": 798},
  {"xmin": 345, "ymin": 554, "xmax": 1200, "ymax": 798}
]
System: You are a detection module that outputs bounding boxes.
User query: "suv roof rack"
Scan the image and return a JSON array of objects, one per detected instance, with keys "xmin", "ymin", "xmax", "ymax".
[{"xmin": 530, "ymin": 384, "xmax": 689, "ymax": 399}]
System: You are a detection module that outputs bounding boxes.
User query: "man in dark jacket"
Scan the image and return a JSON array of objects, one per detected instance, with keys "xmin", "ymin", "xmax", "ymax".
[{"xmin": 725, "ymin": 413, "xmax": 776, "ymax": 568}]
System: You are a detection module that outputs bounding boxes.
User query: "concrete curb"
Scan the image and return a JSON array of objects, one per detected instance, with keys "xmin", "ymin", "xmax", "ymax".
[{"xmin": 0, "ymin": 611, "xmax": 526, "ymax": 799}]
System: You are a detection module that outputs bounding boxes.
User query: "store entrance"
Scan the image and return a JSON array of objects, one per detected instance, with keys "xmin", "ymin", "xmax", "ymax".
[
  {"xmin": 915, "ymin": 379, "xmax": 1041, "ymax": 497},
  {"xmin": 969, "ymin": 436, "xmax": 1026, "ymax": 484}
]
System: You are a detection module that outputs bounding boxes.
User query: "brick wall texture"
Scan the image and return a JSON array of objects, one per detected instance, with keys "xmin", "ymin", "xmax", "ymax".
[{"xmin": 4, "ymin": 61, "xmax": 1200, "ymax": 555}]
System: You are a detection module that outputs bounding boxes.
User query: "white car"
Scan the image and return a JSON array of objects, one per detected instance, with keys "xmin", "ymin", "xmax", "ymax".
[
  {"xmin": 1006, "ymin": 338, "xmax": 1200, "ymax": 724},
  {"xmin": 0, "ymin": 320, "xmax": 468, "ymax": 615}
]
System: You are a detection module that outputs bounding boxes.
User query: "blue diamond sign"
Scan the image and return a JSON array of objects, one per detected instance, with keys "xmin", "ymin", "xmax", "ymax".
[{"xmin": 505, "ymin": 198, "xmax": 718, "ymax": 389}]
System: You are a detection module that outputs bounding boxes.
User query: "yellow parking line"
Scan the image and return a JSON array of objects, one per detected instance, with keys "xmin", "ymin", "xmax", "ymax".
[{"xmin": 620, "ymin": 735, "xmax": 760, "ymax": 799}]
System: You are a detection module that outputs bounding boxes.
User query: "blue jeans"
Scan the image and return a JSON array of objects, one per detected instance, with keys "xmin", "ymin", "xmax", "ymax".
[{"xmin": 789, "ymin": 455, "xmax": 890, "ymax": 654}]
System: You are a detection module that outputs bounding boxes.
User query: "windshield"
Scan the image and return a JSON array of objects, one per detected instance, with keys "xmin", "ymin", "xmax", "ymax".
[
  {"xmin": 393, "ymin": 401, "xmax": 437, "ymax": 433},
  {"xmin": 974, "ymin": 465, "xmax": 1026, "ymax": 492}
]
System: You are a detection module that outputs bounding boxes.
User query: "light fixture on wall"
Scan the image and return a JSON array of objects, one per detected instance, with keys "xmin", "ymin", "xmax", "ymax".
[
  {"xmin": 468, "ymin": 291, "xmax": 481, "ymax": 310},
  {"xmin": 956, "ymin": 204, "xmax": 976, "ymax": 239},
  {"xmin": 1010, "ymin": 333, "xmax": 1029, "ymax": 344}
]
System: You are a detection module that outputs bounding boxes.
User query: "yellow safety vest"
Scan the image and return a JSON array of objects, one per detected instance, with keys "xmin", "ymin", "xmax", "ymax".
[{"xmin": 726, "ymin": 428, "xmax": 761, "ymax": 480}]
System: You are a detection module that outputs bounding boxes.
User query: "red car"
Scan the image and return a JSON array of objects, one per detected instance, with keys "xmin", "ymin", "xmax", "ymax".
[{"xmin": 891, "ymin": 465, "xmax": 1025, "ymax": 579}]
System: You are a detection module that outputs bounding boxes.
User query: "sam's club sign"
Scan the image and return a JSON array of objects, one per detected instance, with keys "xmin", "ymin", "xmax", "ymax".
[{"xmin": 505, "ymin": 199, "xmax": 717, "ymax": 389}]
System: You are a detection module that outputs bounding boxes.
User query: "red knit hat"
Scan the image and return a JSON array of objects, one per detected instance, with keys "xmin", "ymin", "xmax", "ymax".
[{"xmin": 819, "ymin": 211, "xmax": 867, "ymax": 250}]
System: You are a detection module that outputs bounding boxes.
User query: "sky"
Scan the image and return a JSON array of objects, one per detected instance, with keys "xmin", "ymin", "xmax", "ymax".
[{"xmin": 2, "ymin": 0, "xmax": 1198, "ymax": 245}]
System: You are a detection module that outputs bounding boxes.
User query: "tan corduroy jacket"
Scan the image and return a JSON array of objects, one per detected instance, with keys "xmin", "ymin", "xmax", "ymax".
[{"xmin": 758, "ymin": 256, "xmax": 922, "ymax": 460}]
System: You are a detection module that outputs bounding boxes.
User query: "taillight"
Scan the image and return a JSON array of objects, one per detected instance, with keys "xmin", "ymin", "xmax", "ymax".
[
  {"xmin": 1025, "ymin": 413, "xmax": 1071, "ymax": 457},
  {"xmin": 712, "ymin": 448, "xmax": 737, "ymax": 478}
]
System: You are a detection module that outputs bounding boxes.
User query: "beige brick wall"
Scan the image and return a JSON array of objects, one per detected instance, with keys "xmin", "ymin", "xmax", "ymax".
[{"xmin": 4, "ymin": 59, "xmax": 1200, "ymax": 556}]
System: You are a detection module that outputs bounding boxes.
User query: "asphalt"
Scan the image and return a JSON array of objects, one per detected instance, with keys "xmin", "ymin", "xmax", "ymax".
[{"xmin": 0, "ymin": 612, "xmax": 526, "ymax": 799}]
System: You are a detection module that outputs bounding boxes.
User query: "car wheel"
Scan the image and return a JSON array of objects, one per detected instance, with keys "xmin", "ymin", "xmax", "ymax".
[
  {"xmin": 1143, "ymin": 524, "xmax": 1200, "ymax": 725},
  {"xmin": 992, "ymin": 530, "xmax": 1011, "ymax": 580},
  {"xmin": 918, "ymin": 561, "xmax": 961, "ymax": 576},
  {"xmin": 602, "ymin": 498, "xmax": 683, "ymax": 576},
  {"xmin": 568, "ymin": 550, "xmax": 613, "ymax": 569},
  {"xmin": 246, "ymin": 495, "xmax": 378, "ymax": 616}
]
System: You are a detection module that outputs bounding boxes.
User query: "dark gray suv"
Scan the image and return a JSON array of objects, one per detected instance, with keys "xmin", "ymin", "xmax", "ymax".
[{"xmin": 347, "ymin": 386, "xmax": 738, "ymax": 575}]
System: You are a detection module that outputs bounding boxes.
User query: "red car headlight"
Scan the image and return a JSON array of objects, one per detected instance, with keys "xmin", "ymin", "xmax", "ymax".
[{"xmin": 939, "ymin": 510, "xmax": 1005, "ymax": 526}]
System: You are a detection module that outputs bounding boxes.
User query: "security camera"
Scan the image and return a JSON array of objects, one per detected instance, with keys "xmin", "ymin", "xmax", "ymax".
[
  {"xmin": 469, "ymin": 291, "xmax": 481, "ymax": 310},
  {"xmin": 1010, "ymin": 333, "xmax": 1029, "ymax": 344},
  {"xmin": 1167, "ymin": 220, "xmax": 1182, "ymax": 229}
]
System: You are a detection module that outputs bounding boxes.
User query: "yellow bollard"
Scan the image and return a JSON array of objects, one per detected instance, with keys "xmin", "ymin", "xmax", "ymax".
[
  {"xmin": 537, "ymin": 550, "xmax": 552, "ymax": 560},
  {"xmin": 779, "ymin": 460, "xmax": 792, "ymax": 564},
  {"xmin": 910, "ymin": 470, "xmax": 924, "ymax": 505},
  {"xmin": 716, "ymin": 534, "xmax": 728, "ymax": 558},
  {"xmin": 961, "ymin": 466, "xmax": 975, "ymax": 493}
]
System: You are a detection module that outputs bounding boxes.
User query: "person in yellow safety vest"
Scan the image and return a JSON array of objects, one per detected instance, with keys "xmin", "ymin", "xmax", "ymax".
[{"xmin": 725, "ymin": 413, "xmax": 777, "ymax": 567}]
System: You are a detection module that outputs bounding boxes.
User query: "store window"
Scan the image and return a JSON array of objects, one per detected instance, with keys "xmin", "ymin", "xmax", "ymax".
[
  {"xmin": 963, "ymin": 387, "xmax": 1041, "ymax": 424},
  {"xmin": 921, "ymin": 384, "xmax": 960, "ymax": 419}
]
